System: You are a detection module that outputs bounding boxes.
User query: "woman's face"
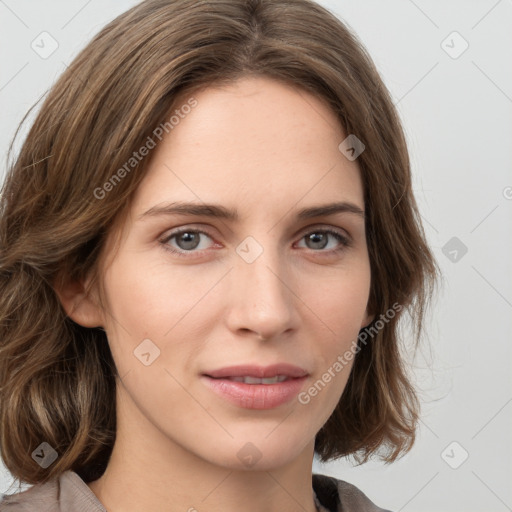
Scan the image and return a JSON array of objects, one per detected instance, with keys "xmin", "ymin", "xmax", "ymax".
[{"xmin": 90, "ymin": 76, "xmax": 373, "ymax": 470}]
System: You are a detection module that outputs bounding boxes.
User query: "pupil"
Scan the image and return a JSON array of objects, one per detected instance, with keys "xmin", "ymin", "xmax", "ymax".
[
  {"xmin": 179, "ymin": 232, "xmax": 199, "ymax": 250},
  {"xmin": 308, "ymin": 233, "xmax": 327, "ymax": 249}
]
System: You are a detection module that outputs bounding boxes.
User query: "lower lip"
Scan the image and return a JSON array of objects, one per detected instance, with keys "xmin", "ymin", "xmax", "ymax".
[{"xmin": 201, "ymin": 375, "xmax": 308, "ymax": 409}]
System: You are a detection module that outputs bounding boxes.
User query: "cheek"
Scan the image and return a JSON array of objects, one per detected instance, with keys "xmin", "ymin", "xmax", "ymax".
[
  {"xmin": 304, "ymin": 264, "xmax": 370, "ymax": 374},
  {"xmin": 311, "ymin": 264, "xmax": 371, "ymax": 328},
  {"xmin": 299, "ymin": 275, "xmax": 368, "ymax": 419},
  {"xmin": 100, "ymin": 254, "xmax": 230, "ymax": 380},
  {"xmin": 102, "ymin": 253, "xmax": 220, "ymax": 336},
  {"xmin": 325, "ymin": 283, "xmax": 369, "ymax": 334}
]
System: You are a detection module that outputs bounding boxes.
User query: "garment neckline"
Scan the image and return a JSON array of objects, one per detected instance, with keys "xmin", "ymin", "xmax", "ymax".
[{"xmin": 65, "ymin": 470, "xmax": 334, "ymax": 512}]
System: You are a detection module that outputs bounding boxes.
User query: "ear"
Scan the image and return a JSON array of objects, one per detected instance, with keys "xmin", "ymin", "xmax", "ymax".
[
  {"xmin": 53, "ymin": 274, "xmax": 105, "ymax": 328},
  {"xmin": 360, "ymin": 308, "xmax": 375, "ymax": 330}
]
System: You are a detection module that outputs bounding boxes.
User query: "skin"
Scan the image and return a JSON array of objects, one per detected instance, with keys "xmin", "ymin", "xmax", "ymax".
[{"xmin": 58, "ymin": 75, "xmax": 374, "ymax": 512}]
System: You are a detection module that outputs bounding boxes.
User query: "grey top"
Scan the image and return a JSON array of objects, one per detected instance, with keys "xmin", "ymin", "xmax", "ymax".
[{"xmin": 0, "ymin": 470, "xmax": 392, "ymax": 511}]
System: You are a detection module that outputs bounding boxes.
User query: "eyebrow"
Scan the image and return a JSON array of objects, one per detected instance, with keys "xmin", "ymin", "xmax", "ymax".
[{"xmin": 137, "ymin": 200, "xmax": 365, "ymax": 222}]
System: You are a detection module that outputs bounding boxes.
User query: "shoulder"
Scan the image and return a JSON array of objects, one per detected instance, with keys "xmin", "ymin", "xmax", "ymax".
[
  {"xmin": 0, "ymin": 470, "xmax": 105, "ymax": 512},
  {"xmin": 0, "ymin": 475, "xmax": 59, "ymax": 511},
  {"xmin": 313, "ymin": 472, "xmax": 393, "ymax": 512}
]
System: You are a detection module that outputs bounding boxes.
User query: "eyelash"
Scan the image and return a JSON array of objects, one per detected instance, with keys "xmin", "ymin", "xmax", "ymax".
[{"xmin": 159, "ymin": 226, "xmax": 352, "ymax": 258}]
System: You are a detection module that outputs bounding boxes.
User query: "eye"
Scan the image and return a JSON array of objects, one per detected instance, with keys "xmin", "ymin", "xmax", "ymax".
[
  {"xmin": 160, "ymin": 228, "xmax": 216, "ymax": 257},
  {"xmin": 295, "ymin": 228, "xmax": 352, "ymax": 254},
  {"xmin": 159, "ymin": 226, "xmax": 352, "ymax": 258}
]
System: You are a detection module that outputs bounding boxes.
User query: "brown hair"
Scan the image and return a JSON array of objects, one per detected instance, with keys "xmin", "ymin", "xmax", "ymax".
[{"xmin": 0, "ymin": 0, "xmax": 440, "ymax": 487}]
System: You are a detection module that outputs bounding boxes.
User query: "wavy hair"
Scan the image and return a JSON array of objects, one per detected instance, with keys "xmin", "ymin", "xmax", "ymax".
[{"xmin": 0, "ymin": 0, "xmax": 440, "ymax": 486}]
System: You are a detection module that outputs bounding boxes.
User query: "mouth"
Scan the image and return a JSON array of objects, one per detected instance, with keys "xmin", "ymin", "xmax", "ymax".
[
  {"xmin": 208, "ymin": 375, "xmax": 291, "ymax": 384},
  {"xmin": 202, "ymin": 362, "xmax": 309, "ymax": 380},
  {"xmin": 200, "ymin": 363, "xmax": 309, "ymax": 409}
]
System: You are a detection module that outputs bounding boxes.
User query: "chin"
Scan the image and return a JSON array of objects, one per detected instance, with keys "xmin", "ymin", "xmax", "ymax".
[{"xmin": 200, "ymin": 432, "xmax": 311, "ymax": 471}]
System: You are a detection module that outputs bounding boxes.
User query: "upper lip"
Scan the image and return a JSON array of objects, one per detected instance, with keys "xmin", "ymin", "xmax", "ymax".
[{"xmin": 203, "ymin": 363, "xmax": 309, "ymax": 379}]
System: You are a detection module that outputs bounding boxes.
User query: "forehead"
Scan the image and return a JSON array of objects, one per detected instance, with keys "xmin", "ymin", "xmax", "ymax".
[{"xmin": 131, "ymin": 76, "xmax": 364, "ymax": 220}]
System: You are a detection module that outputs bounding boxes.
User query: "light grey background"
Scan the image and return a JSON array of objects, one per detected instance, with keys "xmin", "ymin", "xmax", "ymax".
[{"xmin": 1, "ymin": 1, "xmax": 511, "ymax": 511}]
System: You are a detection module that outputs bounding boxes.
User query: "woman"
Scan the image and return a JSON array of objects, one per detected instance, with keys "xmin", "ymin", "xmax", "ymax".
[{"xmin": 0, "ymin": 0, "xmax": 439, "ymax": 511}]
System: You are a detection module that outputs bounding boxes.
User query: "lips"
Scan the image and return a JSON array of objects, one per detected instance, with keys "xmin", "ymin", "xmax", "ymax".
[
  {"xmin": 201, "ymin": 363, "xmax": 309, "ymax": 409},
  {"xmin": 223, "ymin": 375, "xmax": 288, "ymax": 384},
  {"xmin": 202, "ymin": 363, "xmax": 309, "ymax": 380}
]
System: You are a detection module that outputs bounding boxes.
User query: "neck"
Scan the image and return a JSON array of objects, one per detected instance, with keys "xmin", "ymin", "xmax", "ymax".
[{"xmin": 87, "ymin": 384, "xmax": 319, "ymax": 512}]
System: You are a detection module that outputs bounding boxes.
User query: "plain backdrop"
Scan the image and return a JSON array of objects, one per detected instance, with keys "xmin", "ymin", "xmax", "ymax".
[{"xmin": 1, "ymin": 1, "xmax": 511, "ymax": 511}]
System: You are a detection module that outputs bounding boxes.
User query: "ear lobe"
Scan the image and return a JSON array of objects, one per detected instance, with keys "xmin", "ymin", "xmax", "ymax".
[
  {"xmin": 360, "ymin": 310, "xmax": 375, "ymax": 330},
  {"xmin": 53, "ymin": 275, "xmax": 104, "ymax": 328}
]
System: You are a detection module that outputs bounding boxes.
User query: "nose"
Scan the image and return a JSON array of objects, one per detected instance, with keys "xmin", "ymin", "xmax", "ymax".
[{"xmin": 224, "ymin": 240, "xmax": 298, "ymax": 340}]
